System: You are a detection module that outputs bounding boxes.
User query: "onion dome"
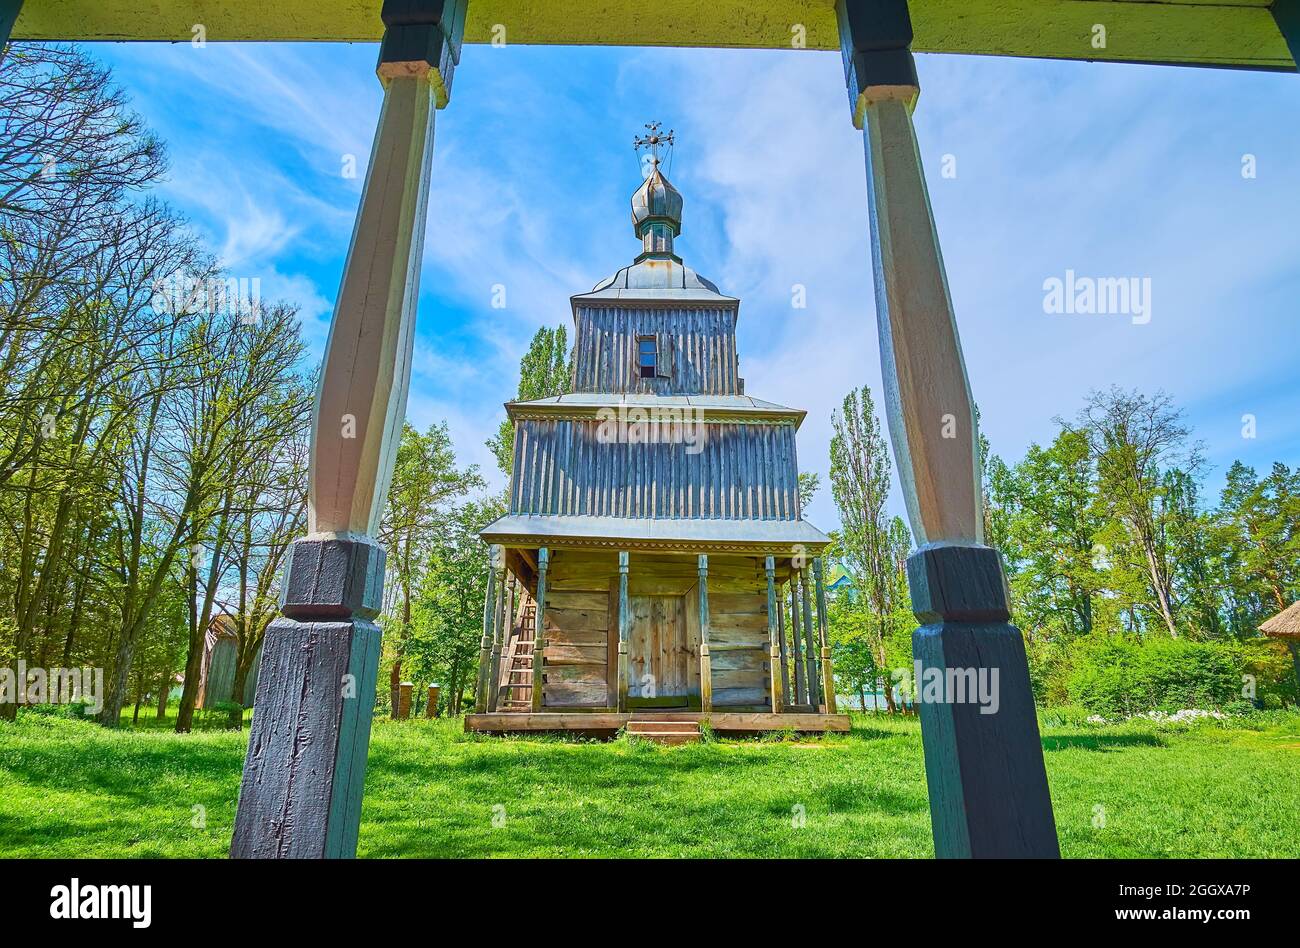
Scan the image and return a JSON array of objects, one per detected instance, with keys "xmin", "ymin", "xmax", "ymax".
[{"xmin": 631, "ymin": 164, "xmax": 683, "ymax": 260}]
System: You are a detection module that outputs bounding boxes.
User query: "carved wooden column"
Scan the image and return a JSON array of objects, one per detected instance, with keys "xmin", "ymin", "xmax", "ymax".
[
  {"xmin": 799, "ymin": 567, "xmax": 819, "ymax": 706},
  {"xmin": 617, "ymin": 551, "xmax": 630, "ymax": 712},
  {"xmin": 476, "ymin": 545, "xmax": 503, "ymax": 713},
  {"xmin": 835, "ymin": 0, "xmax": 1058, "ymax": 857},
  {"xmin": 765, "ymin": 556, "xmax": 782, "ymax": 713},
  {"xmin": 813, "ymin": 557, "xmax": 836, "ymax": 713},
  {"xmin": 230, "ymin": 0, "xmax": 466, "ymax": 860},
  {"xmin": 697, "ymin": 554, "xmax": 712, "ymax": 712},
  {"xmin": 530, "ymin": 548, "xmax": 549, "ymax": 711},
  {"xmin": 776, "ymin": 584, "xmax": 791, "ymax": 707},
  {"xmin": 789, "ymin": 580, "xmax": 805, "ymax": 704}
]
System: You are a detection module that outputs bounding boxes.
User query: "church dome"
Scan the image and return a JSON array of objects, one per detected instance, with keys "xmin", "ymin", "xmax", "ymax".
[{"xmin": 631, "ymin": 166, "xmax": 683, "ymax": 238}]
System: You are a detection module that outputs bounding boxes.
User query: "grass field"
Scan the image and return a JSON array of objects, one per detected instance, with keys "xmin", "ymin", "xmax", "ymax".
[{"xmin": 1, "ymin": 710, "xmax": 1296, "ymax": 858}]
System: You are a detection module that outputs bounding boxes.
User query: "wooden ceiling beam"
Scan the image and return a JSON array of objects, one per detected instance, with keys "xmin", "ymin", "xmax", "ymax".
[{"xmin": 10, "ymin": 0, "xmax": 1296, "ymax": 72}]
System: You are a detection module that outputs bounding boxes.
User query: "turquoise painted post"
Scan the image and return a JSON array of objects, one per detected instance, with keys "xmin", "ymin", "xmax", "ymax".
[
  {"xmin": 1, "ymin": 0, "xmax": 23, "ymax": 61},
  {"xmin": 1273, "ymin": 0, "xmax": 1300, "ymax": 69}
]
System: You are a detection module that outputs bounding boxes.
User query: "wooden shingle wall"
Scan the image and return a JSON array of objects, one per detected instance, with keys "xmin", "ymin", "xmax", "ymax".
[
  {"xmin": 572, "ymin": 305, "xmax": 740, "ymax": 395},
  {"xmin": 511, "ymin": 419, "xmax": 801, "ymax": 520}
]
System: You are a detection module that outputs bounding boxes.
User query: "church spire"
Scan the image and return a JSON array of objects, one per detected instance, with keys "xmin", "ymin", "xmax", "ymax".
[{"xmin": 631, "ymin": 122, "xmax": 683, "ymax": 262}]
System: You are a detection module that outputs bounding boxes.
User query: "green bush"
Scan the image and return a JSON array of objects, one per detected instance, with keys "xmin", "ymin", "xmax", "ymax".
[{"xmin": 1065, "ymin": 635, "xmax": 1241, "ymax": 717}]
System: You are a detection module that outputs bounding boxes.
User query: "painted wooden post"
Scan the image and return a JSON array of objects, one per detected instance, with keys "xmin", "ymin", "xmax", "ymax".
[
  {"xmin": 776, "ymin": 584, "xmax": 791, "ymax": 708},
  {"xmin": 531, "ymin": 547, "xmax": 549, "ymax": 711},
  {"xmin": 765, "ymin": 555, "xmax": 782, "ymax": 713},
  {"xmin": 813, "ymin": 557, "xmax": 836, "ymax": 713},
  {"xmin": 0, "ymin": 0, "xmax": 22, "ymax": 61},
  {"xmin": 835, "ymin": 0, "xmax": 1058, "ymax": 857},
  {"xmin": 230, "ymin": 0, "xmax": 465, "ymax": 860},
  {"xmin": 617, "ymin": 551, "xmax": 630, "ymax": 712},
  {"xmin": 799, "ymin": 567, "xmax": 820, "ymax": 707},
  {"xmin": 489, "ymin": 561, "xmax": 509, "ymax": 711},
  {"xmin": 475, "ymin": 548, "xmax": 500, "ymax": 713},
  {"xmin": 1274, "ymin": 1, "xmax": 1300, "ymax": 69},
  {"xmin": 697, "ymin": 554, "xmax": 712, "ymax": 713},
  {"xmin": 789, "ymin": 581, "xmax": 805, "ymax": 705}
]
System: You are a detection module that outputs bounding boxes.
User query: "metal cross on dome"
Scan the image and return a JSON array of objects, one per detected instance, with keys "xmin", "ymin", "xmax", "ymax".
[{"xmin": 633, "ymin": 121, "xmax": 675, "ymax": 170}]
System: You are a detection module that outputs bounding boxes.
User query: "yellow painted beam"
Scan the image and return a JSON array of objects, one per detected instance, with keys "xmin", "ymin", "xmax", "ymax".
[{"xmin": 10, "ymin": 0, "xmax": 1295, "ymax": 70}]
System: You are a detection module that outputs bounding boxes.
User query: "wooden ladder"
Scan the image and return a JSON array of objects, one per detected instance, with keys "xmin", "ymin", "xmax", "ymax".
[{"xmin": 495, "ymin": 593, "xmax": 536, "ymax": 712}]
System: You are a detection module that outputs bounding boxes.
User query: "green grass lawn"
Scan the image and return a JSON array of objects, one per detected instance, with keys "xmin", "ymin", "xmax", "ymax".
[{"xmin": 1, "ymin": 709, "xmax": 1296, "ymax": 858}]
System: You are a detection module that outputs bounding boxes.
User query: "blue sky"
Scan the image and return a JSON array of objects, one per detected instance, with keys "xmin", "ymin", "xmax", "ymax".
[{"xmin": 92, "ymin": 40, "xmax": 1300, "ymax": 531}]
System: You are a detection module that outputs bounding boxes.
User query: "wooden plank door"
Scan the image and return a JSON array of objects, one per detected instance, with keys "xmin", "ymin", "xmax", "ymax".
[{"xmin": 628, "ymin": 594, "xmax": 689, "ymax": 703}]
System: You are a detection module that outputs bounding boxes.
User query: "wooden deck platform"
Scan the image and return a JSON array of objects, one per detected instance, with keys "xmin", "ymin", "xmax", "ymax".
[{"xmin": 464, "ymin": 711, "xmax": 850, "ymax": 736}]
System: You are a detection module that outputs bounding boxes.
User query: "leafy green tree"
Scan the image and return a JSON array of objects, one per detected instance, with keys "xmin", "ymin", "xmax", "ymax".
[
  {"xmin": 487, "ymin": 324, "xmax": 571, "ymax": 475},
  {"xmin": 829, "ymin": 386, "xmax": 912, "ymax": 711},
  {"xmin": 378, "ymin": 423, "xmax": 483, "ymax": 715}
]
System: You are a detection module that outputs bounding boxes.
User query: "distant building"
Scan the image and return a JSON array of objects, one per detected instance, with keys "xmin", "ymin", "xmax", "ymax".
[
  {"xmin": 470, "ymin": 152, "xmax": 845, "ymax": 736},
  {"xmin": 197, "ymin": 615, "xmax": 261, "ymax": 709}
]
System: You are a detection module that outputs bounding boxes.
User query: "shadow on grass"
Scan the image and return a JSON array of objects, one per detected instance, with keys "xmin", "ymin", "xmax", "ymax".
[{"xmin": 1042, "ymin": 733, "xmax": 1165, "ymax": 752}]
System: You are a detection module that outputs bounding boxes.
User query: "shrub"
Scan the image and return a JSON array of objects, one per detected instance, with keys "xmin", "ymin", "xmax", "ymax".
[{"xmin": 1065, "ymin": 634, "xmax": 1241, "ymax": 717}]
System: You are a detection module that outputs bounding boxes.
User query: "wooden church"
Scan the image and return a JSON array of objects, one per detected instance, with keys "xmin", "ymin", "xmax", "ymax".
[{"xmin": 469, "ymin": 134, "xmax": 847, "ymax": 739}]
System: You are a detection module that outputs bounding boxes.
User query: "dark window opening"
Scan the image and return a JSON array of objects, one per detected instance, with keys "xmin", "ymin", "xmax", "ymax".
[{"xmin": 638, "ymin": 336, "xmax": 657, "ymax": 379}]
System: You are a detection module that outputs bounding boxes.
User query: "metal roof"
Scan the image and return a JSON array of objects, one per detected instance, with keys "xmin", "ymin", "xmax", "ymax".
[{"xmin": 480, "ymin": 513, "xmax": 831, "ymax": 552}]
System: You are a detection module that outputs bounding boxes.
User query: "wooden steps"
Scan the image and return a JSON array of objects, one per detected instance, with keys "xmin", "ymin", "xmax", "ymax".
[{"xmin": 625, "ymin": 716, "xmax": 701, "ymax": 745}]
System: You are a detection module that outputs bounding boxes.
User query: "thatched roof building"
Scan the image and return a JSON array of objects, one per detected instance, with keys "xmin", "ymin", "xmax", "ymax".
[{"xmin": 1259, "ymin": 601, "xmax": 1300, "ymax": 640}]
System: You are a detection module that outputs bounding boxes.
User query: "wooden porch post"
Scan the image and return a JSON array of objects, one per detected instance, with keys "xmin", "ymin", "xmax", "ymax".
[
  {"xmin": 789, "ymin": 580, "xmax": 805, "ymax": 704},
  {"xmin": 799, "ymin": 567, "xmax": 820, "ymax": 707},
  {"xmin": 617, "ymin": 551, "xmax": 630, "ymax": 712},
  {"xmin": 813, "ymin": 557, "xmax": 836, "ymax": 713},
  {"xmin": 835, "ymin": 0, "xmax": 1058, "ymax": 857},
  {"xmin": 474, "ymin": 548, "xmax": 500, "ymax": 713},
  {"xmin": 230, "ymin": 0, "xmax": 465, "ymax": 860},
  {"xmin": 531, "ymin": 547, "xmax": 549, "ymax": 711},
  {"xmin": 776, "ymin": 583, "xmax": 791, "ymax": 707},
  {"xmin": 698, "ymin": 554, "xmax": 712, "ymax": 713},
  {"xmin": 765, "ymin": 555, "xmax": 782, "ymax": 713}
]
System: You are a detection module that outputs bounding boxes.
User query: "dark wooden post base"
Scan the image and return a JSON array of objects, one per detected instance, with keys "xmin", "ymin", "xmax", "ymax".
[
  {"xmin": 908, "ymin": 544, "xmax": 1060, "ymax": 858},
  {"xmin": 230, "ymin": 537, "xmax": 385, "ymax": 859}
]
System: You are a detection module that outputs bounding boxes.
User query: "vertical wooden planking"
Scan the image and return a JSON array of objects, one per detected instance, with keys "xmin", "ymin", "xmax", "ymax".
[{"xmin": 777, "ymin": 579, "xmax": 791, "ymax": 707}]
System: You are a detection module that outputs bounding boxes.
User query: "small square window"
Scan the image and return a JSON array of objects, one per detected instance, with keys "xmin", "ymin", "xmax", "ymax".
[{"xmin": 638, "ymin": 337, "xmax": 657, "ymax": 379}]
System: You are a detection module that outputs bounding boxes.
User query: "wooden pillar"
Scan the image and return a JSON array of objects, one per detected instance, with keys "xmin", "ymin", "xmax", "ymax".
[
  {"xmin": 0, "ymin": 0, "xmax": 21, "ymax": 61},
  {"xmin": 698, "ymin": 554, "xmax": 712, "ymax": 713},
  {"xmin": 425, "ymin": 684, "xmax": 440, "ymax": 718},
  {"xmin": 617, "ymin": 551, "xmax": 630, "ymax": 713},
  {"xmin": 765, "ymin": 556, "xmax": 782, "ymax": 713},
  {"xmin": 490, "ymin": 565, "xmax": 510, "ymax": 711},
  {"xmin": 835, "ymin": 0, "xmax": 1058, "ymax": 858},
  {"xmin": 475, "ymin": 547, "xmax": 502, "ymax": 713},
  {"xmin": 799, "ymin": 567, "xmax": 819, "ymax": 707},
  {"xmin": 1289, "ymin": 642, "xmax": 1300, "ymax": 697},
  {"xmin": 776, "ymin": 584, "xmax": 791, "ymax": 708},
  {"xmin": 531, "ymin": 548, "xmax": 549, "ymax": 712},
  {"xmin": 813, "ymin": 557, "xmax": 836, "ymax": 713},
  {"xmin": 230, "ymin": 0, "xmax": 465, "ymax": 860},
  {"xmin": 397, "ymin": 682, "xmax": 413, "ymax": 720},
  {"xmin": 789, "ymin": 580, "xmax": 806, "ymax": 705},
  {"xmin": 1274, "ymin": 1, "xmax": 1300, "ymax": 70}
]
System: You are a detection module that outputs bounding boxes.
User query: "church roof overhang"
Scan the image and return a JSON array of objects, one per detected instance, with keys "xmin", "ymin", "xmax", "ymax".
[
  {"xmin": 506, "ymin": 393, "xmax": 806, "ymax": 428},
  {"xmin": 480, "ymin": 514, "xmax": 831, "ymax": 554}
]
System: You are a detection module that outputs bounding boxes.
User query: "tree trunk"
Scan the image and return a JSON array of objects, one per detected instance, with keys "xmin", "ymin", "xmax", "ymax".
[
  {"xmin": 156, "ymin": 663, "xmax": 171, "ymax": 719},
  {"xmin": 227, "ymin": 656, "xmax": 253, "ymax": 729}
]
